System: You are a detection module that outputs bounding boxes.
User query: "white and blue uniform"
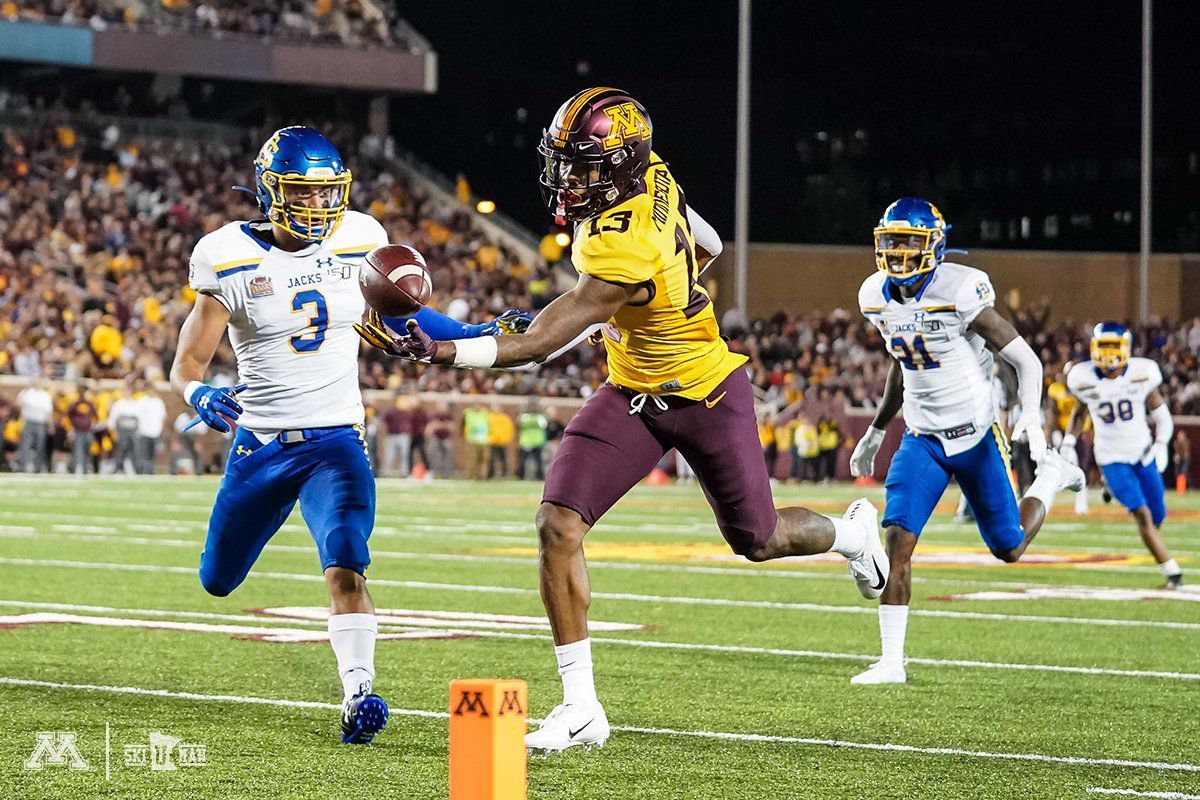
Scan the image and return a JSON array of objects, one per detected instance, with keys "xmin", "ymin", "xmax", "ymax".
[
  {"xmin": 1067, "ymin": 358, "xmax": 1166, "ymax": 525},
  {"xmin": 188, "ymin": 211, "xmax": 387, "ymax": 595},
  {"xmin": 859, "ymin": 262, "xmax": 1022, "ymax": 553}
]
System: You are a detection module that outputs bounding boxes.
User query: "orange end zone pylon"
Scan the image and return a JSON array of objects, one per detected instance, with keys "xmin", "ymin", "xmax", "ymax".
[{"xmin": 449, "ymin": 679, "xmax": 528, "ymax": 800}]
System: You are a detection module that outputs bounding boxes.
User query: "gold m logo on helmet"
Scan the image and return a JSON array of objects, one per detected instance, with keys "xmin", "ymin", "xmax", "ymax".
[{"xmin": 601, "ymin": 102, "xmax": 651, "ymax": 151}]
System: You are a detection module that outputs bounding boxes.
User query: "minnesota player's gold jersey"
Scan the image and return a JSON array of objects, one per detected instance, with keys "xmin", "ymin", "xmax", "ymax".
[
  {"xmin": 1048, "ymin": 379, "xmax": 1090, "ymax": 433},
  {"xmin": 572, "ymin": 155, "xmax": 746, "ymax": 400}
]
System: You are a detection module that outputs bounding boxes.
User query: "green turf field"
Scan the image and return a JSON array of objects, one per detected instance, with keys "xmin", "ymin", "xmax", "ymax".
[{"xmin": 0, "ymin": 476, "xmax": 1197, "ymax": 799}]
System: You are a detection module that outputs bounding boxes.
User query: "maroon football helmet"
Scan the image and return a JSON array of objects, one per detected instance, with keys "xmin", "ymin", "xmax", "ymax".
[{"xmin": 538, "ymin": 87, "xmax": 653, "ymax": 224}]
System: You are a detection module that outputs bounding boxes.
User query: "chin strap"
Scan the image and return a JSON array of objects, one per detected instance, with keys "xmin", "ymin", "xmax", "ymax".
[{"xmin": 554, "ymin": 191, "xmax": 567, "ymax": 226}]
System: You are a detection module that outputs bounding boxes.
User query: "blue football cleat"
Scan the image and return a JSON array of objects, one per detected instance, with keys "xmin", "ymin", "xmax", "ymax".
[{"xmin": 341, "ymin": 691, "xmax": 389, "ymax": 744}]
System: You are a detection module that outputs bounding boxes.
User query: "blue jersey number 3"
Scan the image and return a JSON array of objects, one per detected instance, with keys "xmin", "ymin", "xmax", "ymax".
[{"xmin": 290, "ymin": 290, "xmax": 328, "ymax": 353}]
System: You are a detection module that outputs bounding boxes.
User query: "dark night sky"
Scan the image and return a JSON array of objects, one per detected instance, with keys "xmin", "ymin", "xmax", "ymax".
[{"xmin": 392, "ymin": 1, "xmax": 1200, "ymax": 248}]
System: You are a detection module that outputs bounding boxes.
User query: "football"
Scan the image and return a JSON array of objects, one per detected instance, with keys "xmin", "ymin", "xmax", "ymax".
[{"xmin": 359, "ymin": 244, "xmax": 433, "ymax": 317}]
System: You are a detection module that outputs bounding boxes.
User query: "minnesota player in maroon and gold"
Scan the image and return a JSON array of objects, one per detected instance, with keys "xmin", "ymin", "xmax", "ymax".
[{"xmin": 357, "ymin": 88, "xmax": 888, "ymax": 753}]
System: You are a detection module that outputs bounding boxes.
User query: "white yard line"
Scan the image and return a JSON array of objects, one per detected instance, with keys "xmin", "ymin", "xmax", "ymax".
[
  {"xmin": 0, "ymin": 676, "xmax": 1196, "ymax": 773},
  {"xmin": 0, "ymin": 554, "xmax": 1195, "ymax": 634},
  {"xmin": 0, "ymin": 562, "xmax": 1198, "ymax": 682}
]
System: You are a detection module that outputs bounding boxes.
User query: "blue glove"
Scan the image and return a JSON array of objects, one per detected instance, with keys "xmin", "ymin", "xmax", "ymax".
[
  {"xmin": 480, "ymin": 309, "xmax": 533, "ymax": 336},
  {"xmin": 187, "ymin": 383, "xmax": 247, "ymax": 433}
]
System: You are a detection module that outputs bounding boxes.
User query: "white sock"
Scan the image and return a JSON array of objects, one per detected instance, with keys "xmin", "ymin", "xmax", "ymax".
[
  {"xmin": 827, "ymin": 516, "xmax": 864, "ymax": 559},
  {"xmin": 1074, "ymin": 488, "xmax": 1089, "ymax": 513},
  {"xmin": 1023, "ymin": 464, "xmax": 1060, "ymax": 509},
  {"xmin": 555, "ymin": 638, "xmax": 597, "ymax": 709},
  {"xmin": 878, "ymin": 604, "xmax": 909, "ymax": 668},
  {"xmin": 328, "ymin": 612, "xmax": 377, "ymax": 702},
  {"xmin": 1159, "ymin": 558, "xmax": 1182, "ymax": 578}
]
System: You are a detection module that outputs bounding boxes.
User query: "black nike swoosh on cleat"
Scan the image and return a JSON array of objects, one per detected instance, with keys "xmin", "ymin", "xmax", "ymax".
[
  {"xmin": 870, "ymin": 558, "xmax": 886, "ymax": 590},
  {"xmin": 568, "ymin": 719, "xmax": 594, "ymax": 739}
]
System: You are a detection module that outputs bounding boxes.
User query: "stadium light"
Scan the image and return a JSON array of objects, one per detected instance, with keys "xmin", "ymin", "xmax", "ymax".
[
  {"xmin": 476, "ymin": 200, "xmax": 496, "ymax": 214},
  {"xmin": 554, "ymin": 232, "xmax": 571, "ymax": 247}
]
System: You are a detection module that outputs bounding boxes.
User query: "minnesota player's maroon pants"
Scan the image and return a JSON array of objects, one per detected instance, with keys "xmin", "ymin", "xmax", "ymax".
[{"xmin": 542, "ymin": 367, "xmax": 778, "ymax": 555}]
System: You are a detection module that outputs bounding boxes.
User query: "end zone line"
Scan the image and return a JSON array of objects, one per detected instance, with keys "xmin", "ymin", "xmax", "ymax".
[{"xmin": 0, "ymin": 677, "xmax": 1196, "ymax": 774}]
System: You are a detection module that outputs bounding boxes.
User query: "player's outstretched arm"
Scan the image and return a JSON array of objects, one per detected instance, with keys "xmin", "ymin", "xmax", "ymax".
[
  {"xmin": 368, "ymin": 275, "xmax": 636, "ymax": 369},
  {"xmin": 381, "ymin": 307, "xmax": 532, "ymax": 341},
  {"xmin": 970, "ymin": 307, "xmax": 1046, "ymax": 457}
]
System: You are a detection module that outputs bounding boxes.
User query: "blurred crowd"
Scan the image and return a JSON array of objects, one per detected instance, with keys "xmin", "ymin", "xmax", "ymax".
[
  {"xmin": 2, "ymin": 0, "xmax": 418, "ymax": 50},
  {"xmin": 0, "ymin": 377, "xmax": 567, "ymax": 479}
]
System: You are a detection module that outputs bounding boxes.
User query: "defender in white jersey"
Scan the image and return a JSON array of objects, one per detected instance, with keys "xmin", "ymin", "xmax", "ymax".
[
  {"xmin": 1062, "ymin": 323, "xmax": 1181, "ymax": 588},
  {"xmin": 848, "ymin": 198, "xmax": 1085, "ymax": 685},
  {"xmin": 171, "ymin": 127, "xmax": 393, "ymax": 745}
]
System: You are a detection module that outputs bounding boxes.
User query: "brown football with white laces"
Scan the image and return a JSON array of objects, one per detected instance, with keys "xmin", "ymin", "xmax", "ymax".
[{"xmin": 359, "ymin": 244, "xmax": 433, "ymax": 317}]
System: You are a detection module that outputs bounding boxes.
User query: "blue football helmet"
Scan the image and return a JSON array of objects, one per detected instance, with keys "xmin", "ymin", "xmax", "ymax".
[
  {"xmin": 873, "ymin": 197, "xmax": 949, "ymax": 284},
  {"xmin": 253, "ymin": 126, "xmax": 352, "ymax": 243},
  {"xmin": 1090, "ymin": 321, "xmax": 1132, "ymax": 371}
]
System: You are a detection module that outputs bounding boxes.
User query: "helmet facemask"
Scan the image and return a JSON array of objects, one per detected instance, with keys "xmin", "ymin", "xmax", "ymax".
[
  {"xmin": 260, "ymin": 168, "xmax": 352, "ymax": 243},
  {"xmin": 538, "ymin": 139, "xmax": 625, "ymax": 224},
  {"xmin": 1090, "ymin": 335, "xmax": 1131, "ymax": 371},
  {"xmin": 873, "ymin": 226, "xmax": 944, "ymax": 284}
]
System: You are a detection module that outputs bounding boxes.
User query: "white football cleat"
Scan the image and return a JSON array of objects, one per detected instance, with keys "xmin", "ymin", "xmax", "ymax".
[
  {"xmin": 1039, "ymin": 449, "xmax": 1085, "ymax": 494},
  {"xmin": 850, "ymin": 661, "xmax": 907, "ymax": 685},
  {"xmin": 844, "ymin": 497, "xmax": 888, "ymax": 599},
  {"xmin": 525, "ymin": 703, "xmax": 610, "ymax": 755}
]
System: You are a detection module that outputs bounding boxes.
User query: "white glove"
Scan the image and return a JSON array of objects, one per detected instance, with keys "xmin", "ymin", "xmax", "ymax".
[
  {"xmin": 849, "ymin": 426, "xmax": 886, "ymax": 478},
  {"xmin": 1011, "ymin": 414, "xmax": 1047, "ymax": 463},
  {"xmin": 1058, "ymin": 433, "xmax": 1079, "ymax": 467},
  {"xmin": 1151, "ymin": 441, "xmax": 1169, "ymax": 473}
]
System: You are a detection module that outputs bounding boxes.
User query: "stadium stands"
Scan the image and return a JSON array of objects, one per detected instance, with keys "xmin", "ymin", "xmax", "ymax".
[{"xmin": 3, "ymin": 0, "xmax": 417, "ymax": 50}]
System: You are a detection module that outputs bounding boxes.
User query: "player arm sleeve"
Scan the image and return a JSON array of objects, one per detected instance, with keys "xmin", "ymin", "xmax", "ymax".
[
  {"xmin": 997, "ymin": 337, "xmax": 1043, "ymax": 422},
  {"xmin": 383, "ymin": 306, "xmax": 486, "ymax": 340},
  {"xmin": 686, "ymin": 205, "xmax": 722, "ymax": 273},
  {"xmin": 187, "ymin": 243, "xmax": 231, "ymax": 312},
  {"xmin": 1149, "ymin": 401, "xmax": 1173, "ymax": 444}
]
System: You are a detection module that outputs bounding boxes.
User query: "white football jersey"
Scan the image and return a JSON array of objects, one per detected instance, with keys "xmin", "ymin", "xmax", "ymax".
[
  {"xmin": 188, "ymin": 210, "xmax": 387, "ymax": 434},
  {"xmin": 858, "ymin": 262, "xmax": 998, "ymax": 456},
  {"xmin": 1066, "ymin": 357, "xmax": 1162, "ymax": 465}
]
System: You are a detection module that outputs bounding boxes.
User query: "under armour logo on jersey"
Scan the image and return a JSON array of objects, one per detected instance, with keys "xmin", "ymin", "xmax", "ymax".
[{"xmin": 315, "ymin": 257, "xmax": 333, "ymax": 270}]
